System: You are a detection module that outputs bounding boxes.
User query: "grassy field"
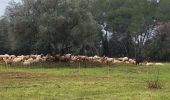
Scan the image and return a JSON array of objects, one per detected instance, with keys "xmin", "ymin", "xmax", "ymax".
[{"xmin": 0, "ymin": 63, "xmax": 169, "ymax": 100}]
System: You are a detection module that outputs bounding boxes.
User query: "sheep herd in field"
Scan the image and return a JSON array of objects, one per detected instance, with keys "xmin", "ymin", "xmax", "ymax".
[{"xmin": 0, "ymin": 54, "xmax": 164, "ymax": 66}]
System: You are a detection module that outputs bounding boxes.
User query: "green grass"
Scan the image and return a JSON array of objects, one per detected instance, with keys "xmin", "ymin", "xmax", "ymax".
[{"xmin": 0, "ymin": 63, "xmax": 169, "ymax": 100}]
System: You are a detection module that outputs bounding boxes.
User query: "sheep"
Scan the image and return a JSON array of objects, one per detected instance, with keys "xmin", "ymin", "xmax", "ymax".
[
  {"xmin": 23, "ymin": 60, "xmax": 31, "ymax": 66},
  {"xmin": 122, "ymin": 57, "xmax": 129, "ymax": 62},
  {"xmin": 27, "ymin": 58, "xmax": 34, "ymax": 63},
  {"xmin": 33, "ymin": 55, "xmax": 46, "ymax": 63},
  {"xmin": 24, "ymin": 55, "xmax": 29, "ymax": 59},
  {"xmin": 3, "ymin": 57, "xmax": 13, "ymax": 65},
  {"xmin": 41, "ymin": 56, "xmax": 47, "ymax": 62},
  {"xmin": 77, "ymin": 55, "xmax": 87, "ymax": 62},
  {"xmin": 59, "ymin": 56, "xmax": 66, "ymax": 62},
  {"xmin": 65, "ymin": 54, "xmax": 72, "ymax": 59},
  {"xmin": 117, "ymin": 58, "xmax": 123, "ymax": 61},
  {"xmin": 11, "ymin": 55, "xmax": 16, "ymax": 58},
  {"xmin": 41, "ymin": 54, "xmax": 54, "ymax": 62},
  {"xmin": 106, "ymin": 58, "xmax": 114, "ymax": 62},
  {"xmin": 0, "ymin": 54, "xmax": 161, "ymax": 66},
  {"xmin": 102, "ymin": 57, "xmax": 114, "ymax": 64},
  {"xmin": 0, "ymin": 55, "xmax": 5, "ymax": 61},
  {"xmin": 70, "ymin": 56, "xmax": 78, "ymax": 62},
  {"xmin": 94, "ymin": 59, "xmax": 103, "ymax": 63},
  {"xmin": 113, "ymin": 59, "xmax": 123, "ymax": 64},
  {"xmin": 13, "ymin": 57, "xmax": 23, "ymax": 63},
  {"xmin": 145, "ymin": 62, "xmax": 155, "ymax": 66},
  {"xmin": 129, "ymin": 59, "xmax": 136, "ymax": 64},
  {"xmin": 155, "ymin": 63, "xmax": 164, "ymax": 66},
  {"xmin": 22, "ymin": 58, "xmax": 34, "ymax": 65},
  {"xmin": 29, "ymin": 55, "xmax": 36, "ymax": 59},
  {"xmin": 125, "ymin": 61, "xmax": 130, "ymax": 64},
  {"xmin": 86, "ymin": 57, "xmax": 93, "ymax": 62}
]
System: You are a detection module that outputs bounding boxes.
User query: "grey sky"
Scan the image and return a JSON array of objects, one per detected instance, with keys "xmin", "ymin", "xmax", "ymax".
[{"xmin": 0, "ymin": 0, "xmax": 21, "ymax": 16}]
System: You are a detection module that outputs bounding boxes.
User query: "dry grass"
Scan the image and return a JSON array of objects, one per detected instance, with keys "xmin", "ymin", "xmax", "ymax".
[
  {"xmin": 147, "ymin": 79, "xmax": 163, "ymax": 89},
  {"xmin": 147, "ymin": 70, "xmax": 163, "ymax": 89}
]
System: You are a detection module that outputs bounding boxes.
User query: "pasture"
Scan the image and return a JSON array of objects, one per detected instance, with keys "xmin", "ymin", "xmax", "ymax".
[{"xmin": 0, "ymin": 63, "xmax": 169, "ymax": 100}]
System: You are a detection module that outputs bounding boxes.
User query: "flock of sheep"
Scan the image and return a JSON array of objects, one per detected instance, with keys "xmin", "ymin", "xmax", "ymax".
[{"xmin": 0, "ymin": 54, "xmax": 163, "ymax": 66}]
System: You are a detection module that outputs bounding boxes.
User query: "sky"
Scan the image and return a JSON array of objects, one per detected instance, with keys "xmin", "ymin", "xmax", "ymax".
[{"xmin": 0, "ymin": 0, "xmax": 21, "ymax": 16}]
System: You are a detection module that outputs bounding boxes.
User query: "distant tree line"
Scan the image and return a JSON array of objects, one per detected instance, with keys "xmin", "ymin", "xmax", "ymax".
[{"xmin": 0, "ymin": 0, "xmax": 170, "ymax": 61}]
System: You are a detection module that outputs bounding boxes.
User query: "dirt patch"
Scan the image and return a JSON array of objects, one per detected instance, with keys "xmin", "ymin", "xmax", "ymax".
[
  {"xmin": 0, "ymin": 72, "xmax": 54, "ymax": 79},
  {"xmin": 0, "ymin": 72, "xmax": 113, "ymax": 81},
  {"xmin": 129, "ymin": 70, "xmax": 148, "ymax": 74},
  {"xmin": 0, "ymin": 72, "xmax": 91, "ymax": 79},
  {"xmin": 128, "ymin": 70, "xmax": 154, "ymax": 74}
]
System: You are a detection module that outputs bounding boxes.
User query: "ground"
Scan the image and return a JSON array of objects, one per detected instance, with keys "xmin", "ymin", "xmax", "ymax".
[{"xmin": 0, "ymin": 63, "xmax": 169, "ymax": 100}]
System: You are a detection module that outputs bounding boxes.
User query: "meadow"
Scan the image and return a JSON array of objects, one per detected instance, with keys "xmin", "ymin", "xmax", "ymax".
[{"xmin": 0, "ymin": 63, "xmax": 169, "ymax": 100}]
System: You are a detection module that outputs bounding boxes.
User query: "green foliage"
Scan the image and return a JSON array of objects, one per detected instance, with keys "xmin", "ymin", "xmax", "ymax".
[
  {"xmin": 4, "ymin": 0, "xmax": 100, "ymax": 54},
  {"xmin": 0, "ymin": 0, "xmax": 170, "ymax": 60},
  {"xmin": 0, "ymin": 18, "xmax": 9, "ymax": 53}
]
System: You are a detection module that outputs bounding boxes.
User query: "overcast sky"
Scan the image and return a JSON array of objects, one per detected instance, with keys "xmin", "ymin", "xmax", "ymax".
[{"xmin": 0, "ymin": 0, "xmax": 21, "ymax": 16}]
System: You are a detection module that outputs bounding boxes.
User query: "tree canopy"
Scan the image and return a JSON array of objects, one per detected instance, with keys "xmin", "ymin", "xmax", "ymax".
[{"xmin": 0, "ymin": 0, "xmax": 170, "ymax": 61}]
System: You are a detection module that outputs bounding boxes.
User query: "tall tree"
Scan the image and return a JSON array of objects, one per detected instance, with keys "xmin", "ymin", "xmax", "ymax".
[{"xmin": 0, "ymin": 17, "xmax": 9, "ymax": 54}]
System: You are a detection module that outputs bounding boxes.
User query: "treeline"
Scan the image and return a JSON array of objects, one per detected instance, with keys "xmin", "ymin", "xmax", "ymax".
[{"xmin": 0, "ymin": 0, "xmax": 170, "ymax": 61}]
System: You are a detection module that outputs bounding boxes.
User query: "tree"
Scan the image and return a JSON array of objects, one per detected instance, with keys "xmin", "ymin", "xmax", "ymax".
[
  {"xmin": 4, "ymin": 0, "xmax": 100, "ymax": 55},
  {"xmin": 0, "ymin": 17, "xmax": 9, "ymax": 54}
]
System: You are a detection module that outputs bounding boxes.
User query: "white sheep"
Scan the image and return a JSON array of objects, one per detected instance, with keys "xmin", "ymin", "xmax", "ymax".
[
  {"xmin": 155, "ymin": 63, "xmax": 164, "ymax": 66},
  {"xmin": 13, "ymin": 58, "xmax": 23, "ymax": 63},
  {"xmin": 3, "ymin": 57, "xmax": 13, "ymax": 65},
  {"xmin": 146, "ymin": 62, "xmax": 155, "ymax": 66},
  {"xmin": 122, "ymin": 57, "xmax": 129, "ymax": 62},
  {"xmin": 23, "ymin": 60, "xmax": 31, "ymax": 66}
]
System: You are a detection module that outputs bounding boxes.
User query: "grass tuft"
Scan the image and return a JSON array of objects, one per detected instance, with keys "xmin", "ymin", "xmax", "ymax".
[
  {"xmin": 147, "ymin": 70, "xmax": 163, "ymax": 89},
  {"xmin": 147, "ymin": 79, "xmax": 163, "ymax": 89}
]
